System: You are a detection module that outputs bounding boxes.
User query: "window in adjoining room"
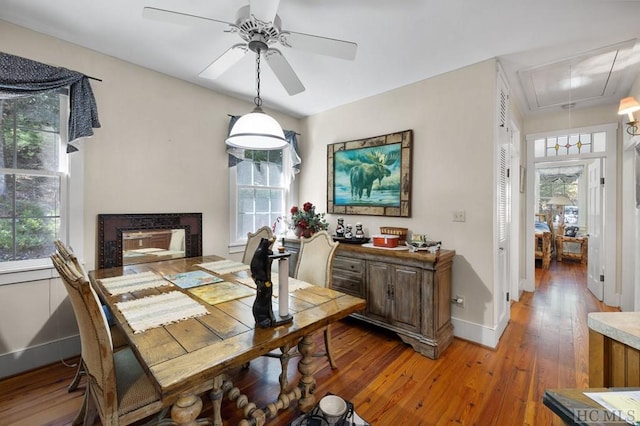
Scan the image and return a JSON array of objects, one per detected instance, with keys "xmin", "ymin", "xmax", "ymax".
[{"xmin": 0, "ymin": 89, "xmax": 70, "ymax": 266}]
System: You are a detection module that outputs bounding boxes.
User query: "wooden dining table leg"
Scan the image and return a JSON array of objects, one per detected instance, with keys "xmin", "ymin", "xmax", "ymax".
[
  {"xmin": 297, "ymin": 334, "xmax": 317, "ymax": 412},
  {"xmin": 209, "ymin": 375, "xmax": 224, "ymax": 426},
  {"xmin": 170, "ymin": 393, "xmax": 203, "ymax": 425}
]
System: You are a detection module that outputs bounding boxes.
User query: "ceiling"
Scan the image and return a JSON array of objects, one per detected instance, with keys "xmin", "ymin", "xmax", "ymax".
[{"xmin": 2, "ymin": 0, "xmax": 640, "ymax": 119}]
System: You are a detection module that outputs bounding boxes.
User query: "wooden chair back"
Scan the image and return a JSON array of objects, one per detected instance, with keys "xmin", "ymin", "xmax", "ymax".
[
  {"xmin": 242, "ymin": 226, "xmax": 274, "ymax": 265},
  {"xmin": 51, "ymin": 245, "xmax": 118, "ymax": 418},
  {"xmin": 294, "ymin": 230, "xmax": 339, "ymax": 288}
]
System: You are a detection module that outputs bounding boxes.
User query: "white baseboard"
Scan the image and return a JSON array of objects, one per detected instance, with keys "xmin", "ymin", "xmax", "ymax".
[
  {"xmin": 452, "ymin": 317, "xmax": 503, "ymax": 349},
  {"xmin": 0, "ymin": 334, "xmax": 80, "ymax": 379}
]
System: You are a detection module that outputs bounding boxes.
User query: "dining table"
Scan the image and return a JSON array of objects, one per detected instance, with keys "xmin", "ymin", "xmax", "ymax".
[{"xmin": 89, "ymin": 254, "xmax": 366, "ymax": 426}]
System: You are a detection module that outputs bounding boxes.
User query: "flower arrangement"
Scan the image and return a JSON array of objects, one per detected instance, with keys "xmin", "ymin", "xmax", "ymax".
[{"xmin": 289, "ymin": 202, "xmax": 328, "ymax": 237}]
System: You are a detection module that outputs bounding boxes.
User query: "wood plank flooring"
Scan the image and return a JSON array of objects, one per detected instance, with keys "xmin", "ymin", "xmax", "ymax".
[{"xmin": 0, "ymin": 260, "xmax": 619, "ymax": 425}]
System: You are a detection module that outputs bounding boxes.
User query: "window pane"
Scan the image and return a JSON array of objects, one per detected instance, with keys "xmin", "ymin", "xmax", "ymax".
[
  {"xmin": 238, "ymin": 188, "xmax": 255, "ymax": 213},
  {"xmin": 254, "ymin": 188, "xmax": 270, "ymax": 212},
  {"xmin": 0, "ymin": 174, "xmax": 15, "ymax": 217},
  {"xmin": 15, "ymin": 174, "xmax": 60, "ymax": 217},
  {"xmin": 255, "ymin": 214, "xmax": 270, "ymax": 228},
  {"xmin": 253, "ymin": 162, "xmax": 267, "ymax": 186},
  {"xmin": 237, "ymin": 161, "xmax": 253, "ymax": 185},
  {"xmin": 593, "ymin": 132, "xmax": 606, "ymax": 152},
  {"xmin": 271, "ymin": 189, "xmax": 283, "ymax": 212},
  {"xmin": 16, "ymin": 129, "xmax": 60, "ymax": 170},
  {"xmin": 16, "ymin": 217, "xmax": 58, "ymax": 260},
  {"xmin": 0, "ymin": 218, "xmax": 15, "ymax": 261},
  {"xmin": 534, "ymin": 139, "xmax": 545, "ymax": 157},
  {"xmin": 567, "ymin": 134, "xmax": 580, "ymax": 155},
  {"xmin": 267, "ymin": 162, "xmax": 283, "ymax": 186}
]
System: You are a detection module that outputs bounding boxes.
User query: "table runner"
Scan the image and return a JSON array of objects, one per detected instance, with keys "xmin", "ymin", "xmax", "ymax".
[
  {"xmin": 99, "ymin": 271, "xmax": 170, "ymax": 295},
  {"xmin": 196, "ymin": 259, "xmax": 250, "ymax": 275},
  {"xmin": 115, "ymin": 291, "xmax": 208, "ymax": 333}
]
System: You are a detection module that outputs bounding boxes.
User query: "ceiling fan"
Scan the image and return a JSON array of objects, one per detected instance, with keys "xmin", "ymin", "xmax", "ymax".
[{"xmin": 143, "ymin": 0, "xmax": 358, "ymax": 96}]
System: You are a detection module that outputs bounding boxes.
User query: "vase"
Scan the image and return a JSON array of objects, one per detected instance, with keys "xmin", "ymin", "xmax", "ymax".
[{"xmin": 294, "ymin": 226, "xmax": 314, "ymax": 238}]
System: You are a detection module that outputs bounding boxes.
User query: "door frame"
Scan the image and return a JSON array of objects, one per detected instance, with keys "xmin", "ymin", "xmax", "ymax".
[{"xmin": 524, "ymin": 123, "xmax": 619, "ymax": 306}]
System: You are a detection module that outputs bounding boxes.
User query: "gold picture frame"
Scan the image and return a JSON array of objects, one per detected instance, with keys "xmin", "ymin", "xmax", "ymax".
[{"xmin": 327, "ymin": 130, "xmax": 412, "ymax": 217}]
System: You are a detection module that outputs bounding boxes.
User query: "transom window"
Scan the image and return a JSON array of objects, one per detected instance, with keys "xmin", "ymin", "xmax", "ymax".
[{"xmin": 534, "ymin": 131, "xmax": 606, "ymax": 158}]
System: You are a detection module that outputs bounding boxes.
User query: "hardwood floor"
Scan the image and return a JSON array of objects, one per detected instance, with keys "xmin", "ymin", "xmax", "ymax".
[{"xmin": 0, "ymin": 260, "xmax": 618, "ymax": 425}]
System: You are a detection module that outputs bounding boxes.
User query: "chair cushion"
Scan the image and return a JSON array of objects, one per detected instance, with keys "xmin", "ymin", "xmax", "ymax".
[{"xmin": 115, "ymin": 348, "xmax": 161, "ymax": 416}]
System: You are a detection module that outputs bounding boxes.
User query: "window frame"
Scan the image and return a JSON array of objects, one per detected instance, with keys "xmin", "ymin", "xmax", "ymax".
[
  {"xmin": 0, "ymin": 90, "xmax": 83, "ymax": 274},
  {"xmin": 228, "ymin": 148, "xmax": 294, "ymax": 254}
]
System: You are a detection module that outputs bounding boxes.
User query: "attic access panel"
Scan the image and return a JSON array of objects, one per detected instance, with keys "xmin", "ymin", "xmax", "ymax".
[{"xmin": 518, "ymin": 40, "xmax": 638, "ymax": 111}]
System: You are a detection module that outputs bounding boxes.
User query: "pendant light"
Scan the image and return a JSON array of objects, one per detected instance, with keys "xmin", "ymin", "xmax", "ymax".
[{"xmin": 225, "ymin": 42, "xmax": 288, "ymax": 150}]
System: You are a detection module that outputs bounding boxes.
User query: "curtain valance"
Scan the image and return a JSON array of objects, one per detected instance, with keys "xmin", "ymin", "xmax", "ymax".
[{"xmin": 0, "ymin": 52, "xmax": 101, "ymax": 144}]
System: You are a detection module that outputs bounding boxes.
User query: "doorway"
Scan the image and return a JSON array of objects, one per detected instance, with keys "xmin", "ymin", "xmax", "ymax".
[{"xmin": 525, "ymin": 123, "xmax": 618, "ymax": 305}]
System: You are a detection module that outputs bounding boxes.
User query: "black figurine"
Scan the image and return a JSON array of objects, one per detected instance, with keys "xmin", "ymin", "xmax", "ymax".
[{"xmin": 250, "ymin": 237, "xmax": 276, "ymax": 328}]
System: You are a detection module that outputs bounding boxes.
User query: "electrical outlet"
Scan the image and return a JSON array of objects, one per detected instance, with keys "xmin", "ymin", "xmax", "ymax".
[
  {"xmin": 453, "ymin": 210, "xmax": 466, "ymax": 222},
  {"xmin": 452, "ymin": 295, "xmax": 464, "ymax": 307}
]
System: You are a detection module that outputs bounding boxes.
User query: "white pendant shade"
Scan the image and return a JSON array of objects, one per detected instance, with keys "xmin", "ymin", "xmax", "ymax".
[{"xmin": 225, "ymin": 108, "xmax": 288, "ymax": 150}]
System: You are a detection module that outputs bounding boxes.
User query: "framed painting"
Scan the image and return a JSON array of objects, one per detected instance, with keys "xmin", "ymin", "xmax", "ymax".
[{"xmin": 327, "ymin": 130, "xmax": 412, "ymax": 217}]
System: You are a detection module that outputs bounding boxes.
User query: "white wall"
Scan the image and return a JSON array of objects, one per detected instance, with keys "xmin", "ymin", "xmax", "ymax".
[{"xmin": 300, "ymin": 60, "xmax": 500, "ymax": 344}]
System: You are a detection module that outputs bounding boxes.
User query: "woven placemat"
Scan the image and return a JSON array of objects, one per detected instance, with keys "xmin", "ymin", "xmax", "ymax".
[
  {"xmin": 115, "ymin": 291, "xmax": 208, "ymax": 333},
  {"xmin": 99, "ymin": 271, "xmax": 170, "ymax": 295}
]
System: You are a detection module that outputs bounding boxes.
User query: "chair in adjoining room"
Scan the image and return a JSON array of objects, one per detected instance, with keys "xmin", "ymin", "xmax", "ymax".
[
  {"xmin": 51, "ymin": 241, "xmax": 166, "ymax": 425},
  {"xmin": 242, "ymin": 226, "xmax": 274, "ymax": 265}
]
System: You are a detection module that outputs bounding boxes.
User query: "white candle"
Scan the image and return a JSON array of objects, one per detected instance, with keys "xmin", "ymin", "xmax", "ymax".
[{"xmin": 278, "ymin": 257, "xmax": 289, "ymax": 317}]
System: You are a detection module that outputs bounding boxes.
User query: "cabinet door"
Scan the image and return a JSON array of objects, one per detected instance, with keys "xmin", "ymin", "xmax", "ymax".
[
  {"xmin": 366, "ymin": 262, "xmax": 390, "ymax": 322},
  {"xmin": 390, "ymin": 266, "xmax": 421, "ymax": 333}
]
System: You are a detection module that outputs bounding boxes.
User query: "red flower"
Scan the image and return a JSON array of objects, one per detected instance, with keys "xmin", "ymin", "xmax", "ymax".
[
  {"xmin": 303, "ymin": 202, "xmax": 313, "ymax": 212},
  {"xmin": 290, "ymin": 206, "xmax": 299, "ymax": 214}
]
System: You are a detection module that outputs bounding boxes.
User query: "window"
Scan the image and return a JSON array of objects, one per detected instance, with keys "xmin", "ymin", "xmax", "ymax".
[
  {"xmin": 229, "ymin": 149, "xmax": 291, "ymax": 249},
  {"xmin": 0, "ymin": 89, "xmax": 69, "ymax": 266},
  {"xmin": 533, "ymin": 131, "xmax": 606, "ymax": 158}
]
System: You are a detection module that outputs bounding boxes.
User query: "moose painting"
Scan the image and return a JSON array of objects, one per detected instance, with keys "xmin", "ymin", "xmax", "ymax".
[{"xmin": 327, "ymin": 130, "xmax": 412, "ymax": 217}]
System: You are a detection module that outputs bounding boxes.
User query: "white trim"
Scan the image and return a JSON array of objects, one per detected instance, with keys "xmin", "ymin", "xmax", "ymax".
[
  {"xmin": 0, "ymin": 334, "xmax": 80, "ymax": 380},
  {"xmin": 451, "ymin": 317, "xmax": 502, "ymax": 349},
  {"xmin": 524, "ymin": 123, "xmax": 619, "ymax": 307}
]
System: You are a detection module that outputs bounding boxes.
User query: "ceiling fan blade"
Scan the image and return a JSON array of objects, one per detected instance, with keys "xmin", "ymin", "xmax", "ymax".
[
  {"xmin": 282, "ymin": 31, "xmax": 357, "ymax": 61},
  {"xmin": 143, "ymin": 6, "xmax": 231, "ymax": 27},
  {"xmin": 249, "ymin": 0, "xmax": 280, "ymax": 25},
  {"xmin": 199, "ymin": 44, "xmax": 248, "ymax": 80},
  {"xmin": 265, "ymin": 49, "xmax": 305, "ymax": 96}
]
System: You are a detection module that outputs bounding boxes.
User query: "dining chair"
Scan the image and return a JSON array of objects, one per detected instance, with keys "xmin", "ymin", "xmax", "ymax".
[
  {"xmin": 51, "ymin": 241, "xmax": 166, "ymax": 425},
  {"xmin": 294, "ymin": 230, "xmax": 340, "ymax": 368},
  {"xmin": 263, "ymin": 231, "xmax": 340, "ymax": 395},
  {"xmin": 242, "ymin": 225, "xmax": 274, "ymax": 265},
  {"xmin": 53, "ymin": 241, "xmax": 128, "ymax": 393}
]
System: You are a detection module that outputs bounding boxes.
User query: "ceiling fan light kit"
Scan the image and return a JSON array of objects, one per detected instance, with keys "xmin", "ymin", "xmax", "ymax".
[{"xmin": 225, "ymin": 107, "xmax": 287, "ymax": 150}]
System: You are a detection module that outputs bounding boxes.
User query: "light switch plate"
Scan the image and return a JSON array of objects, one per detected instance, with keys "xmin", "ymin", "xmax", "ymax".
[{"xmin": 453, "ymin": 210, "xmax": 466, "ymax": 222}]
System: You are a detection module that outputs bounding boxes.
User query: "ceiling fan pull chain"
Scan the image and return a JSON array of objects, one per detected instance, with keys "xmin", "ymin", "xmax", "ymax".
[{"xmin": 254, "ymin": 49, "xmax": 262, "ymax": 108}]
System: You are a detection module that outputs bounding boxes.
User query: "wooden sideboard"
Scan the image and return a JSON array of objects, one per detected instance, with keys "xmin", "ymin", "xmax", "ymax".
[{"xmin": 283, "ymin": 239, "xmax": 455, "ymax": 359}]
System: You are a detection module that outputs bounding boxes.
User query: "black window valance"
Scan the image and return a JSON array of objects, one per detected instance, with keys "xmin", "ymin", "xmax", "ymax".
[{"xmin": 0, "ymin": 52, "xmax": 101, "ymax": 145}]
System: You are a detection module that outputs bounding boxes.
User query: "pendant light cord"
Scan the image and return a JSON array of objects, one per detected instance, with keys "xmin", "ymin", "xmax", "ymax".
[{"xmin": 254, "ymin": 49, "xmax": 262, "ymax": 108}]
